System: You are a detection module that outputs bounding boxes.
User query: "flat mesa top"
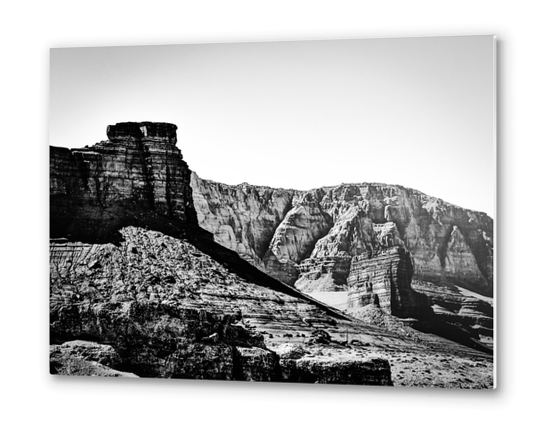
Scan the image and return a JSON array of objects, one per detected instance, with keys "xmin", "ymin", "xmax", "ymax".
[{"xmin": 106, "ymin": 122, "xmax": 178, "ymax": 144}]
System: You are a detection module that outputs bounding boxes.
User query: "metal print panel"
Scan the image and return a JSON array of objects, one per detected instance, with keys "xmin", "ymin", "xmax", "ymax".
[{"xmin": 49, "ymin": 36, "xmax": 495, "ymax": 388}]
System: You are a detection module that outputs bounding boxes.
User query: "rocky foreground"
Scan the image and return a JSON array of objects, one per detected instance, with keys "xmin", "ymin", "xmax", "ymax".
[
  {"xmin": 50, "ymin": 227, "xmax": 492, "ymax": 388},
  {"xmin": 49, "ymin": 121, "xmax": 494, "ymax": 388}
]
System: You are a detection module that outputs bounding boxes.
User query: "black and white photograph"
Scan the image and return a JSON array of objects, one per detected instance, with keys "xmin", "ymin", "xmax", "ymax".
[{"xmin": 49, "ymin": 35, "xmax": 495, "ymax": 389}]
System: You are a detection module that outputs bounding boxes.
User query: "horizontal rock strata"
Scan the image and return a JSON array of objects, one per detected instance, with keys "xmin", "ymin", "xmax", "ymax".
[
  {"xmin": 192, "ymin": 178, "xmax": 493, "ymax": 297},
  {"xmin": 50, "ymin": 122, "xmax": 197, "ymax": 242},
  {"xmin": 347, "ymin": 247, "xmax": 432, "ymax": 318},
  {"xmin": 191, "ymin": 177, "xmax": 494, "ymax": 347},
  {"xmin": 50, "ymin": 227, "xmax": 399, "ymax": 383},
  {"xmin": 50, "ymin": 226, "xmax": 492, "ymax": 385},
  {"xmin": 50, "ymin": 121, "xmax": 494, "ymax": 386},
  {"xmin": 295, "ymin": 255, "xmax": 352, "ymax": 292}
]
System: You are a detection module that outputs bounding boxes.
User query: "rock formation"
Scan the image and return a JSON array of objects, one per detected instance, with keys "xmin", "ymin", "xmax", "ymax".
[
  {"xmin": 346, "ymin": 247, "xmax": 432, "ymax": 319},
  {"xmin": 51, "ymin": 122, "xmax": 197, "ymax": 242},
  {"xmin": 50, "ymin": 226, "xmax": 397, "ymax": 383},
  {"xmin": 192, "ymin": 178, "xmax": 493, "ymax": 295},
  {"xmin": 191, "ymin": 174, "xmax": 494, "ymax": 345},
  {"xmin": 50, "ymin": 121, "xmax": 494, "ymax": 387},
  {"xmin": 190, "ymin": 175, "xmax": 298, "ymax": 270}
]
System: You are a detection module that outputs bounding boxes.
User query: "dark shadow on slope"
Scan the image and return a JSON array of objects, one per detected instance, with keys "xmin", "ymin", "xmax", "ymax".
[
  {"xmin": 185, "ymin": 227, "xmax": 351, "ymax": 322},
  {"xmin": 410, "ymin": 318, "xmax": 493, "ymax": 355},
  {"xmin": 50, "ymin": 192, "xmax": 491, "ymax": 353},
  {"xmin": 50, "ymin": 198, "xmax": 352, "ymax": 323}
]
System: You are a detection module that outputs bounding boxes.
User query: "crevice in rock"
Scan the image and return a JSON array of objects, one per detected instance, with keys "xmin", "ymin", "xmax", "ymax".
[
  {"xmin": 257, "ymin": 192, "xmax": 297, "ymax": 261},
  {"xmin": 437, "ymin": 224, "xmax": 455, "ymax": 268},
  {"xmin": 458, "ymin": 225, "xmax": 492, "ymax": 284},
  {"xmin": 140, "ymin": 142, "xmax": 155, "ymax": 210},
  {"xmin": 298, "ymin": 211, "xmax": 334, "ymax": 263}
]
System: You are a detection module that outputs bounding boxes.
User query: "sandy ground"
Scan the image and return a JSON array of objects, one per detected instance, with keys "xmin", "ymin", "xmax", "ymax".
[{"xmin": 307, "ymin": 292, "xmax": 348, "ymax": 311}]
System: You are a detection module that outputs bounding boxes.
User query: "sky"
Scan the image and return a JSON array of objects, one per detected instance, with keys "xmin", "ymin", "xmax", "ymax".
[{"xmin": 50, "ymin": 36, "xmax": 495, "ymax": 217}]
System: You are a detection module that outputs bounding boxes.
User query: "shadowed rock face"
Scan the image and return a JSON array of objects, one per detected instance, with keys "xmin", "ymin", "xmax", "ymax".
[
  {"xmin": 50, "ymin": 122, "xmax": 197, "ymax": 243},
  {"xmin": 50, "ymin": 226, "xmax": 397, "ymax": 384},
  {"xmin": 50, "ymin": 122, "xmax": 493, "ymax": 385},
  {"xmin": 347, "ymin": 247, "xmax": 432, "ymax": 318},
  {"xmin": 107, "ymin": 122, "xmax": 178, "ymax": 143}
]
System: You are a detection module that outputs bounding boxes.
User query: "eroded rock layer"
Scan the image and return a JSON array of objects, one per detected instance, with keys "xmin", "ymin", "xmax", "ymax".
[
  {"xmin": 51, "ymin": 122, "xmax": 197, "ymax": 242},
  {"xmin": 346, "ymin": 247, "xmax": 432, "ymax": 319},
  {"xmin": 50, "ymin": 227, "xmax": 397, "ymax": 383},
  {"xmin": 50, "ymin": 122, "xmax": 494, "ymax": 386},
  {"xmin": 192, "ymin": 177, "xmax": 494, "ymax": 341},
  {"xmin": 192, "ymin": 178, "xmax": 493, "ymax": 297},
  {"xmin": 50, "ymin": 227, "xmax": 491, "ymax": 386}
]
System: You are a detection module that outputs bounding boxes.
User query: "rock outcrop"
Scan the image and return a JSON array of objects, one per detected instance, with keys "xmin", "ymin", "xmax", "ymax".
[
  {"xmin": 346, "ymin": 247, "xmax": 432, "ymax": 318},
  {"xmin": 50, "ymin": 340, "xmax": 139, "ymax": 378},
  {"xmin": 50, "ymin": 226, "xmax": 397, "ymax": 383},
  {"xmin": 191, "ymin": 177, "xmax": 494, "ymax": 344},
  {"xmin": 51, "ymin": 122, "xmax": 197, "ymax": 242},
  {"xmin": 190, "ymin": 174, "xmax": 300, "ymax": 275},
  {"xmin": 192, "ymin": 178, "xmax": 493, "ymax": 297},
  {"xmin": 50, "ymin": 121, "xmax": 494, "ymax": 387}
]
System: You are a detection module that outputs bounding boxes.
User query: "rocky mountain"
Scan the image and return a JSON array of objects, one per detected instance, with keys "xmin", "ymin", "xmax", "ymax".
[
  {"xmin": 50, "ymin": 121, "xmax": 494, "ymax": 388},
  {"xmin": 50, "ymin": 227, "xmax": 393, "ymax": 383},
  {"xmin": 192, "ymin": 174, "xmax": 493, "ymax": 293},
  {"xmin": 191, "ymin": 171, "xmax": 494, "ymax": 344}
]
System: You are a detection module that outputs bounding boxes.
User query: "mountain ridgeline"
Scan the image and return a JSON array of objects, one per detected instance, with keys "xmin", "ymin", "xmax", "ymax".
[
  {"xmin": 49, "ymin": 122, "xmax": 494, "ymax": 386},
  {"xmin": 191, "ymin": 172, "xmax": 494, "ymax": 338},
  {"xmin": 191, "ymin": 174, "xmax": 493, "ymax": 295}
]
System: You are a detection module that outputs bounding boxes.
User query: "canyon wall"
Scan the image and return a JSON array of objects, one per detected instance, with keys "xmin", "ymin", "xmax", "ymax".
[
  {"xmin": 191, "ymin": 177, "xmax": 494, "ymax": 341},
  {"xmin": 50, "ymin": 226, "xmax": 397, "ymax": 383},
  {"xmin": 346, "ymin": 247, "xmax": 432, "ymax": 318},
  {"xmin": 190, "ymin": 175, "xmax": 299, "ymax": 269},
  {"xmin": 192, "ymin": 178, "xmax": 494, "ymax": 297},
  {"xmin": 50, "ymin": 122, "xmax": 493, "ymax": 382}
]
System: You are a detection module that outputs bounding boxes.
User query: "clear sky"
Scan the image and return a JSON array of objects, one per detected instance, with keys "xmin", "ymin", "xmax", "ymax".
[{"xmin": 50, "ymin": 36, "xmax": 495, "ymax": 217}]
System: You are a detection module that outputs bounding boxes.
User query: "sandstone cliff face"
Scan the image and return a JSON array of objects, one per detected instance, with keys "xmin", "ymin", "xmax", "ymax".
[
  {"xmin": 50, "ymin": 227, "xmax": 398, "ymax": 383},
  {"xmin": 346, "ymin": 247, "xmax": 432, "ymax": 319},
  {"xmin": 190, "ymin": 173, "xmax": 298, "ymax": 270},
  {"xmin": 50, "ymin": 122, "xmax": 493, "ymax": 386},
  {"xmin": 192, "ymin": 179, "xmax": 493, "ymax": 298},
  {"xmin": 263, "ymin": 192, "xmax": 334, "ymax": 285},
  {"xmin": 49, "ymin": 123, "xmax": 398, "ymax": 384},
  {"xmin": 191, "ymin": 178, "xmax": 494, "ymax": 343},
  {"xmin": 51, "ymin": 122, "xmax": 197, "ymax": 242}
]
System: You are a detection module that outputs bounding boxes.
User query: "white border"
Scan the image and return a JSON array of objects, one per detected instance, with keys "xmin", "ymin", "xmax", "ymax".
[{"xmin": 2, "ymin": 1, "xmax": 539, "ymax": 423}]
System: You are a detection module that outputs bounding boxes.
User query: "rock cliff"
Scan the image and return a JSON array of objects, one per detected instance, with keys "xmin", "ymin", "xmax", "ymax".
[
  {"xmin": 50, "ymin": 122, "xmax": 494, "ymax": 387},
  {"xmin": 50, "ymin": 226, "xmax": 397, "ymax": 383},
  {"xmin": 51, "ymin": 122, "xmax": 197, "ymax": 242},
  {"xmin": 192, "ymin": 177, "xmax": 493, "ymax": 296},
  {"xmin": 191, "ymin": 176, "xmax": 494, "ymax": 343},
  {"xmin": 50, "ymin": 226, "xmax": 491, "ymax": 386},
  {"xmin": 346, "ymin": 247, "xmax": 432, "ymax": 319}
]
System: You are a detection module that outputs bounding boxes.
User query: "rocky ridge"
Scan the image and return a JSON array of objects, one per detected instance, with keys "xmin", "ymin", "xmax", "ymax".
[
  {"xmin": 50, "ymin": 227, "xmax": 396, "ymax": 383},
  {"xmin": 50, "ymin": 122, "xmax": 494, "ymax": 387},
  {"xmin": 50, "ymin": 227, "xmax": 491, "ymax": 387},
  {"xmin": 192, "ymin": 175, "xmax": 493, "ymax": 295},
  {"xmin": 191, "ymin": 174, "xmax": 494, "ymax": 343}
]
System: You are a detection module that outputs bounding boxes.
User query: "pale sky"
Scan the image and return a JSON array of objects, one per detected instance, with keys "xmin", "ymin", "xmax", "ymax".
[{"xmin": 50, "ymin": 36, "xmax": 495, "ymax": 217}]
